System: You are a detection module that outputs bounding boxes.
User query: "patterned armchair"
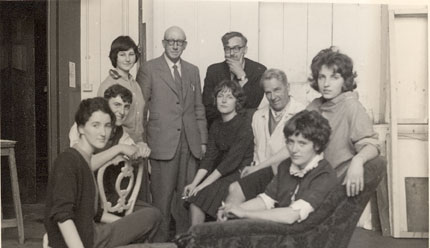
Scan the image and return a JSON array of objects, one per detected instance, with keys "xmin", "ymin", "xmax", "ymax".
[{"xmin": 180, "ymin": 156, "xmax": 386, "ymax": 248}]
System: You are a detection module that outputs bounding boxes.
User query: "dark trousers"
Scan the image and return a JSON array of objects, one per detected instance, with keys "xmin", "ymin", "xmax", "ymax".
[
  {"xmin": 93, "ymin": 205, "xmax": 161, "ymax": 247},
  {"xmin": 150, "ymin": 132, "xmax": 198, "ymax": 242}
]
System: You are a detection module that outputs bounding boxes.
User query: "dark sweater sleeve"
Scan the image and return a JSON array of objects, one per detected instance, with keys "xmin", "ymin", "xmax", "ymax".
[
  {"xmin": 264, "ymin": 161, "xmax": 287, "ymax": 200},
  {"xmin": 200, "ymin": 123, "xmax": 219, "ymax": 171},
  {"xmin": 49, "ymin": 154, "xmax": 78, "ymax": 223},
  {"xmin": 216, "ymin": 120, "xmax": 254, "ymax": 176},
  {"xmin": 299, "ymin": 165, "xmax": 338, "ymax": 210}
]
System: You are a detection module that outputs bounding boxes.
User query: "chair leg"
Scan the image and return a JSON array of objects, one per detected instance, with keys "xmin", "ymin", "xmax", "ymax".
[{"xmin": 9, "ymin": 149, "xmax": 25, "ymax": 244}]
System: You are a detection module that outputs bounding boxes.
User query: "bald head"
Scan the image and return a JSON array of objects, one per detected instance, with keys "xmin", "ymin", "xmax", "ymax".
[
  {"xmin": 164, "ymin": 26, "xmax": 186, "ymax": 41},
  {"xmin": 162, "ymin": 26, "xmax": 187, "ymax": 63}
]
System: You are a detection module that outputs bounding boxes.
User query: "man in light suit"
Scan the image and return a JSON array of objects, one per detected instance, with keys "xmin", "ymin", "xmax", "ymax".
[{"xmin": 136, "ymin": 26, "xmax": 208, "ymax": 242}]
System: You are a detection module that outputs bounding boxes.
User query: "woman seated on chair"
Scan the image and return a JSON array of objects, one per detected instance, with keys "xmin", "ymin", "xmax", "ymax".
[
  {"xmin": 183, "ymin": 79, "xmax": 254, "ymax": 225},
  {"xmin": 44, "ymin": 97, "xmax": 160, "ymax": 248},
  {"xmin": 234, "ymin": 47, "xmax": 380, "ymax": 198},
  {"xmin": 69, "ymin": 84, "xmax": 151, "ymax": 217},
  {"xmin": 218, "ymin": 110, "xmax": 337, "ymax": 224}
]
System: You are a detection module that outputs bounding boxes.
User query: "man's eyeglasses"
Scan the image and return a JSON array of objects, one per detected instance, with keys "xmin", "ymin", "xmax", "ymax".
[
  {"xmin": 164, "ymin": 39, "xmax": 186, "ymax": 46},
  {"xmin": 223, "ymin": 45, "xmax": 244, "ymax": 53}
]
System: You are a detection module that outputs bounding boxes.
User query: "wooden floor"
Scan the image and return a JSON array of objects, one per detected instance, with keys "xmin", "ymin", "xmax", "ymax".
[{"xmin": 1, "ymin": 204, "xmax": 428, "ymax": 248}]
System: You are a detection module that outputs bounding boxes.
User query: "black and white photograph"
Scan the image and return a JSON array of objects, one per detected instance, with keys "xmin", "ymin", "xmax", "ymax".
[{"xmin": 0, "ymin": 0, "xmax": 428, "ymax": 247}]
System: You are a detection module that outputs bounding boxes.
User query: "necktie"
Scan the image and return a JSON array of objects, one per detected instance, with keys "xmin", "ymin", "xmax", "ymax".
[{"xmin": 173, "ymin": 64, "xmax": 183, "ymax": 100}]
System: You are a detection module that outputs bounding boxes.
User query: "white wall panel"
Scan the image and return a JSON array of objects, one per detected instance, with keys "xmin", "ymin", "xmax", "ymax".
[
  {"xmin": 259, "ymin": 2, "xmax": 284, "ymax": 70},
  {"xmin": 394, "ymin": 16, "xmax": 428, "ymax": 121},
  {"xmin": 333, "ymin": 4, "xmax": 382, "ymax": 122},
  {"xmin": 283, "ymin": 3, "xmax": 308, "ymax": 83}
]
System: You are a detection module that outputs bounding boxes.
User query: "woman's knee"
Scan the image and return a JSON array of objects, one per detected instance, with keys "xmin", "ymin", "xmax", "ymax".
[{"xmin": 228, "ymin": 181, "xmax": 241, "ymax": 195}]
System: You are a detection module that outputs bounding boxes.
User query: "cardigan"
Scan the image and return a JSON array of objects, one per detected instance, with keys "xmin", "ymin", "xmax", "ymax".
[{"xmin": 44, "ymin": 148, "xmax": 100, "ymax": 248}]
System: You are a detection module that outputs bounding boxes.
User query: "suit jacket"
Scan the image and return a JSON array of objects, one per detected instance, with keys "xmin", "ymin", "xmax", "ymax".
[
  {"xmin": 136, "ymin": 55, "xmax": 208, "ymax": 160},
  {"xmin": 252, "ymin": 97, "xmax": 306, "ymax": 165},
  {"xmin": 202, "ymin": 58, "xmax": 267, "ymax": 128}
]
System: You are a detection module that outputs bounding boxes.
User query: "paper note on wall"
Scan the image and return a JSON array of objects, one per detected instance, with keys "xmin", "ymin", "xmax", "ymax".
[{"xmin": 69, "ymin": 61, "xmax": 76, "ymax": 88}]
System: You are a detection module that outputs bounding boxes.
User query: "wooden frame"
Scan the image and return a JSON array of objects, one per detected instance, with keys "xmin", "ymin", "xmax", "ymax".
[
  {"xmin": 47, "ymin": 0, "xmax": 59, "ymax": 172},
  {"xmin": 387, "ymin": 6, "xmax": 429, "ymax": 238}
]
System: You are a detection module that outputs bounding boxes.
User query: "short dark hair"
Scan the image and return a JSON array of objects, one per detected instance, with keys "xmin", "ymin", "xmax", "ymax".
[
  {"xmin": 309, "ymin": 46, "xmax": 357, "ymax": 92},
  {"xmin": 283, "ymin": 110, "xmax": 331, "ymax": 154},
  {"xmin": 103, "ymin": 84, "xmax": 133, "ymax": 104},
  {"xmin": 221, "ymin": 31, "xmax": 248, "ymax": 47},
  {"xmin": 260, "ymin": 68, "xmax": 288, "ymax": 88},
  {"xmin": 75, "ymin": 97, "xmax": 115, "ymax": 127},
  {"xmin": 213, "ymin": 80, "xmax": 246, "ymax": 112},
  {"xmin": 109, "ymin": 36, "xmax": 140, "ymax": 68}
]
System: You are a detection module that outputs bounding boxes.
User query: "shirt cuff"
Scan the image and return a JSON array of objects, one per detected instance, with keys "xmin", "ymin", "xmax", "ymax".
[
  {"xmin": 258, "ymin": 193, "xmax": 277, "ymax": 210},
  {"xmin": 290, "ymin": 199, "xmax": 314, "ymax": 223}
]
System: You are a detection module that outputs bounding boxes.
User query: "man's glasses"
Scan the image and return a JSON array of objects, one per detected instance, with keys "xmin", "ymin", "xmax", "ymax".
[
  {"xmin": 223, "ymin": 45, "xmax": 244, "ymax": 53},
  {"xmin": 164, "ymin": 39, "xmax": 186, "ymax": 46}
]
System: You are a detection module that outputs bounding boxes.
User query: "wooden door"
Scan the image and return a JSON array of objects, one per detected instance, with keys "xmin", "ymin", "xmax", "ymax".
[
  {"xmin": 388, "ymin": 6, "xmax": 429, "ymax": 238},
  {"xmin": 0, "ymin": 2, "xmax": 37, "ymax": 203}
]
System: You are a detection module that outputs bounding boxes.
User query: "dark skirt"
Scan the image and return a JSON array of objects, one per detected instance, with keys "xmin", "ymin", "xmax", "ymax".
[{"xmin": 187, "ymin": 176, "xmax": 236, "ymax": 218}]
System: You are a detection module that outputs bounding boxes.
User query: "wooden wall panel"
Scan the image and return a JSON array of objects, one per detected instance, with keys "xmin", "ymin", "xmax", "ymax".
[
  {"xmin": 333, "ymin": 4, "xmax": 382, "ymax": 123},
  {"xmin": 355, "ymin": 4, "xmax": 382, "ymax": 123},
  {"xmin": 82, "ymin": 0, "xmax": 100, "ymax": 99},
  {"xmin": 283, "ymin": 3, "xmax": 308, "ymax": 83},
  {"xmin": 259, "ymin": 3, "xmax": 284, "ymax": 70},
  {"xmin": 394, "ymin": 16, "xmax": 428, "ymax": 122}
]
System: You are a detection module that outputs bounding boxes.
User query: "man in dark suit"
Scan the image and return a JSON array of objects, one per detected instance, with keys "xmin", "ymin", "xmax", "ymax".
[
  {"xmin": 202, "ymin": 31, "xmax": 267, "ymax": 128},
  {"xmin": 136, "ymin": 26, "xmax": 208, "ymax": 242}
]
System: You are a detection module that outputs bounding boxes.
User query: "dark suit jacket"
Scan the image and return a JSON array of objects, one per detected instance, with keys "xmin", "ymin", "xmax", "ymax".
[
  {"xmin": 136, "ymin": 55, "xmax": 208, "ymax": 160},
  {"xmin": 202, "ymin": 58, "xmax": 267, "ymax": 128}
]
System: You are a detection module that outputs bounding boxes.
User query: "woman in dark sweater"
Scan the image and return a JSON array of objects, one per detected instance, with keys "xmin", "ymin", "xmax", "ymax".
[
  {"xmin": 183, "ymin": 79, "xmax": 254, "ymax": 226},
  {"xmin": 44, "ymin": 97, "xmax": 160, "ymax": 248}
]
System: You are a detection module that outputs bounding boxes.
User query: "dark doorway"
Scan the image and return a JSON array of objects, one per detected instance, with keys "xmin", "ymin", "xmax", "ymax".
[{"xmin": 1, "ymin": 1, "xmax": 48, "ymax": 204}]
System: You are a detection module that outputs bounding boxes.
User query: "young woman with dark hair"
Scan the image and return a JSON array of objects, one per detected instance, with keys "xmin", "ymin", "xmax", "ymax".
[{"xmin": 183, "ymin": 80, "xmax": 254, "ymax": 226}]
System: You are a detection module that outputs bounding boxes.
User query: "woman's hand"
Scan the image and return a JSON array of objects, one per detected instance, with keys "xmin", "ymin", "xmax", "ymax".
[
  {"xmin": 136, "ymin": 142, "xmax": 151, "ymax": 158},
  {"xmin": 240, "ymin": 165, "xmax": 259, "ymax": 178},
  {"xmin": 118, "ymin": 144, "xmax": 138, "ymax": 159},
  {"xmin": 188, "ymin": 184, "xmax": 206, "ymax": 197},
  {"xmin": 217, "ymin": 203, "xmax": 228, "ymax": 222},
  {"xmin": 343, "ymin": 156, "xmax": 365, "ymax": 197},
  {"xmin": 183, "ymin": 183, "xmax": 197, "ymax": 198},
  {"xmin": 225, "ymin": 205, "xmax": 245, "ymax": 219}
]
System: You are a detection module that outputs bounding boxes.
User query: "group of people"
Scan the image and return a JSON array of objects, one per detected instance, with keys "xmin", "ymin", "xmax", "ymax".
[{"xmin": 44, "ymin": 25, "xmax": 380, "ymax": 248}]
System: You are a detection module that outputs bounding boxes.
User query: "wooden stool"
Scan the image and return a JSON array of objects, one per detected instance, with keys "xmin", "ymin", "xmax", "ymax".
[{"xmin": 1, "ymin": 139, "xmax": 25, "ymax": 244}]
